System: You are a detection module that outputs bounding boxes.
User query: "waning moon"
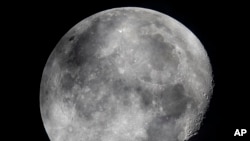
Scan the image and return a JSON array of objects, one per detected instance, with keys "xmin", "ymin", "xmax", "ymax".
[{"xmin": 40, "ymin": 7, "xmax": 213, "ymax": 141}]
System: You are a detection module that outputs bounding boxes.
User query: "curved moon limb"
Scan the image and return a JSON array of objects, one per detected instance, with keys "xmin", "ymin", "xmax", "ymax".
[{"xmin": 40, "ymin": 7, "xmax": 213, "ymax": 141}]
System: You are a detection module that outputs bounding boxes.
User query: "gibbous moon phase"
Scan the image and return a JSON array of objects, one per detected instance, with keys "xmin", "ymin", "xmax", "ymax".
[{"xmin": 40, "ymin": 7, "xmax": 213, "ymax": 141}]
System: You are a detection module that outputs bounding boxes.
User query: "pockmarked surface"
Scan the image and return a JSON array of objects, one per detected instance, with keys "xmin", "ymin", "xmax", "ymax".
[{"xmin": 40, "ymin": 7, "xmax": 213, "ymax": 141}]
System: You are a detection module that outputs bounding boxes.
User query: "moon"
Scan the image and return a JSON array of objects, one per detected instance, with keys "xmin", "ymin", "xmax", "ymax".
[{"xmin": 40, "ymin": 7, "xmax": 213, "ymax": 141}]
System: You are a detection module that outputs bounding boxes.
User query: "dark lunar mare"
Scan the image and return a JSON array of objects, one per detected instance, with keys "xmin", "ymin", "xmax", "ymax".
[
  {"xmin": 146, "ymin": 117, "xmax": 179, "ymax": 141},
  {"xmin": 159, "ymin": 84, "xmax": 191, "ymax": 118},
  {"xmin": 143, "ymin": 83, "xmax": 194, "ymax": 141}
]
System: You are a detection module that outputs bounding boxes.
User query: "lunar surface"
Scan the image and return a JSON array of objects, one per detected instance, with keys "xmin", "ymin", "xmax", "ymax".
[{"xmin": 40, "ymin": 7, "xmax": 213, "ymax": 141}]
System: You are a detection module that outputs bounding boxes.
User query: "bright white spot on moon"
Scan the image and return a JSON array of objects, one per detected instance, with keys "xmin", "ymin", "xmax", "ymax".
[{"xmin": 118, "ymin": 68, "xmax": 125, "ymax": 74}]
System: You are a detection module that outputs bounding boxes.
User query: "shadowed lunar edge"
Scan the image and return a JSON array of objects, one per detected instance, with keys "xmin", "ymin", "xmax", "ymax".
[{"xmin": 40, "ymin": 7, "xmax": 213, "ymax": 141}]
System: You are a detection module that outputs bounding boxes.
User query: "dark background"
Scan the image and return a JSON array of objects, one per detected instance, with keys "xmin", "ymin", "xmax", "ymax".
[{"xmin": 6, "ymin": 1, "xmax": 249, "ymax": 141}]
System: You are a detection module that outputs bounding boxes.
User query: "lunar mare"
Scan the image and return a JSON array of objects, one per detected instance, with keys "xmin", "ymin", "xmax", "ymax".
[{"xmin": 40, "ymin": 7, "xmax": 213, "ymax": 141}]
